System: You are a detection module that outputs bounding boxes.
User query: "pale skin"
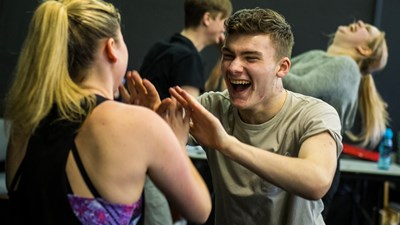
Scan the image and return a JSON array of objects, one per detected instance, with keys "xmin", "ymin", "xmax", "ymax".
[
  {"xmin": 6, "ymin": 29, "xmax": 211, "ymax": 223},
  {"xmin": 327, "ymin": 20, "xmax": 381, "ymax": 61},
  {"xmin": 129, "ymin": 33, "xmax": 338, "ymax": 200}
]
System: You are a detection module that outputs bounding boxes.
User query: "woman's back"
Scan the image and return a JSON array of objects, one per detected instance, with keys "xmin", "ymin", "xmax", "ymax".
[
  {"xmin": 72, "ymin": 99, "xmax": 211, "ymax": 223},
  {"xmin": 7, "ymin": 96, "xmax": 211, "ymax": 224}
]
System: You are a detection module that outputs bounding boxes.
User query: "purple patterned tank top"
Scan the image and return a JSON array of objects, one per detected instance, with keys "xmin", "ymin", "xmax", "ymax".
[{"xmin": 68, "ymin": 194, "xmax": 143, "ymax": 225}]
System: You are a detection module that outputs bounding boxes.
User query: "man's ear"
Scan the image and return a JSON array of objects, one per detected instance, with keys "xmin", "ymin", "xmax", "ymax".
[
  {"xmin": 202, "ymin": 12, "xmax": 212, "ymax": 27},
  {"xmin": 356, "ymin": 45, "xmax": 372, "ymax": 57},
  {"xmin": 276, "ymin": 57, "xmax": 291, "ymax": 78},
  {"xmin": 105, "ymin": 38, "xmax": 117, "ymax": 63}
]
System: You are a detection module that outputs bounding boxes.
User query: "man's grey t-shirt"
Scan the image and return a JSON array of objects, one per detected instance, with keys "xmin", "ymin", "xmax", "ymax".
[{"xmin": 198, "ymin": 90, "xmax": 342, "ymax": 225}]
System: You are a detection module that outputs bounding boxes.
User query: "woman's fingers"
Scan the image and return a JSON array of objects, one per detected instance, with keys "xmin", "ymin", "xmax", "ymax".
[
  {"xmin": 118, "ymin": 84, "xmax": 130, "ymax": 103},
  {"xmin": 143, "ymin": 79, "xmax": 160, "ymax": 100},
  {"xmin": 126, "ymin": 71, "xmax": 138, "ymax": 99},
  {"xmin": 157, "ymin": 98, "xmax": 189, "ymax": 123},
  {"xmin": 169, "ymin": 87, "xmax": 190, "ymax": 110},
  {"xmin": 143, "ymin": 79, "xmax": 161, "ymax": 110},
  {"xmin": 132, "ymin": 71, "xmax": 147, "ymax": 95},
  {"xmin": 156, "ymin": 98, "xmax": 172, "ymax": 118}
]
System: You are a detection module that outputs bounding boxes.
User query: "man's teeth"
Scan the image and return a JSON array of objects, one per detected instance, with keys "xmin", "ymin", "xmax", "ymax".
[{"xmin": 231, "ymin": 80, "xmax": 251, "ymax": 85}]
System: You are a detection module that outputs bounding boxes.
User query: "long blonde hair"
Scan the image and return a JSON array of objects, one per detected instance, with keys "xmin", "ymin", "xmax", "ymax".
[
  {"xmin": 4, "ymin": 0, "xmax": 121, "ymax": 142},
  {"xmin": 345, "ymin": 31, "xmax": 389, "ymax": 148}
]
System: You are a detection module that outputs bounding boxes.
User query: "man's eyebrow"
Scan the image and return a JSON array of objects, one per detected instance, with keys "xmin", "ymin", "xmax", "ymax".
[
  {"xmin": 222, "ymin": 47, "xmax": 262, "ymax": 56},
  {"xmin": 221, "ymin": 46, "xmax": 231, "ymax": 52},
  {"xmin": 241, "ymin": 51, "xmax": 262, "ymax": 56}
]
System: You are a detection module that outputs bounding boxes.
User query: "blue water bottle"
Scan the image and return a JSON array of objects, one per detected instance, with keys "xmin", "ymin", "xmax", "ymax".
[{"xmin": 377, "ymin": 128, "xmax": 393, "ymax": 170}]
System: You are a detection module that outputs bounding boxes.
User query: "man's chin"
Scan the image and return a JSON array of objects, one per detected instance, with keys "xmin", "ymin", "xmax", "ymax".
[{"xmin": 229, "ymin": 97, "xmax": 248, "ymax": 110}]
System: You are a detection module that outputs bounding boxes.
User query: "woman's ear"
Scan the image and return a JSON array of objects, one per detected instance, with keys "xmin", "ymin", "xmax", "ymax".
[
  {"xmin": 356, "ymin": 45, "xmax": 372, "ymax": 57},
  {"xmin": 105, "ymin": 38, "xmax": 117, "ymax": 63},
  {"xmin": 276, "ymin": 57, "xmax": 291, "ymax": 78}
]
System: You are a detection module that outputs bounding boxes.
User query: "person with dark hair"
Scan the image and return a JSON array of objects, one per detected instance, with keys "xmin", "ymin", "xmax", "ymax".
[
  {"xmin": 138, "ymin": 1, "xmax": 232, "ymax": 224},
  {"xmin": 140, "ymin": 0, "xmax": 232, "ymax": 99},
  {"xmin": 4, "ymin": 0, "xmax": 211, "ymax": 224}
]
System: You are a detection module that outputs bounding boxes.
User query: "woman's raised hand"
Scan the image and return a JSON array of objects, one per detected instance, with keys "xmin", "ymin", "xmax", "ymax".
[{"xmin": 119, "ymin": 70, "xmax": 161, "ymax": 111}]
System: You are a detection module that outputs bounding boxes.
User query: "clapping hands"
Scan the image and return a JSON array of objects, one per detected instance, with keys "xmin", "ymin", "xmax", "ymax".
[
  {"xmin": 119, "ymin": 70, "xmax": 161, "ymax": 111},
  {"xmin": 119, "ymin": 70, "xmax": 191, "ymax": 147}
]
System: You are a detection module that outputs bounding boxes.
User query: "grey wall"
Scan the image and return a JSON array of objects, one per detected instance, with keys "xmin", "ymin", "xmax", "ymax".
[{"xmin": 1, "ymin": 0, "xmax": 399, "ymax": 147}]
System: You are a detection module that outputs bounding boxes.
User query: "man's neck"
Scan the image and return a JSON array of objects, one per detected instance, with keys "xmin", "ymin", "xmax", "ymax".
[
  {"xmin": 181, "ymin": 28, "xmax": 207, "ymax": 52},
  {"xmin": 237, "ymin": 89, "xmax": 288, "ymax": 124}
]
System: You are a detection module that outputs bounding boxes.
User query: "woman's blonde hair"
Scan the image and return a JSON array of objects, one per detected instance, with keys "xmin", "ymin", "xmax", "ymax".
[
  {"xmin": 345, "ymin": 31, "xmax": 389, "ymax": 148},
  {"xmin": 4, "ymin": 0, "xmax": 121, "ymax": 142}
]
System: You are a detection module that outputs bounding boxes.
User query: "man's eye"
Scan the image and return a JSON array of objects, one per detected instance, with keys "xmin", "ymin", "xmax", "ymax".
[
  {"xmin": 222, "ymin": 54, "xmax": 234, "ymax": 60},
  {"xmin": 246, "ymin": 57, "xmax": 258, "ymax": 61}
]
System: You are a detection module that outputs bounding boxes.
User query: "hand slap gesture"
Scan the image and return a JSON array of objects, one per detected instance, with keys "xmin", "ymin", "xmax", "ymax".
[
  {"xmin": 119, "ymin": 70, "xmax": 161, "ymax": 111},
  {"xmin": 157, "ymin": 97, "xmax": 191, "ymax": 149},
  {"xmin": 169, "ymin": 86, "xmax": 230, "ymax": 151}
]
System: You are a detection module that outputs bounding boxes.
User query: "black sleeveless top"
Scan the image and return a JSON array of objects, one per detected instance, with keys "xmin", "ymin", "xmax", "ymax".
[{"xmin": 8, "ymin": 95, "xmax": 144, "ymax": 225}]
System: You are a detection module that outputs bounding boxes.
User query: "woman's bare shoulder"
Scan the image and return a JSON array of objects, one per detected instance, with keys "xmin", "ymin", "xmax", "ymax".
[
  {"xmin": 92, "ymin": 101, "xmax": 163, "ymax": 124},
  {"xmin": 85, "ymin": 101, "xmax": 174, "ymax": 146}
]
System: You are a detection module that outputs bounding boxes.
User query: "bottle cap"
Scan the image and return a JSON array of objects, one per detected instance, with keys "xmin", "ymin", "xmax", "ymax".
[{"xmin": 384, "ymin": 128, "xmax": 393, "ymax": 139}]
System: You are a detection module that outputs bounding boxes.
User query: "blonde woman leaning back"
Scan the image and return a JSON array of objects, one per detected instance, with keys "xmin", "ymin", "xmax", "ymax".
[{"xmin": 284, "ymin": 20, "xmax": 389, "ymax": 149}]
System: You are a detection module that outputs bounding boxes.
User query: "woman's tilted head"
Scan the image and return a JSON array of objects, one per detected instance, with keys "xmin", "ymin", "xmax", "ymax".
[{"xmin": 330, "ymin": 20, "xmax": 388, "ymax": 75}]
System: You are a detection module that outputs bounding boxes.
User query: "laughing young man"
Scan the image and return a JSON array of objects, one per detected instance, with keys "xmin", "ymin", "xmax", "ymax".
[{"xmin": 126, "ymin": 7, "xmax": 342, "ymax": 225}]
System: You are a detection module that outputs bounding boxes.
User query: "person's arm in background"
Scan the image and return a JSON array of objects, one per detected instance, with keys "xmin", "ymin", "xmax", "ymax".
[{"xmin": 181, "ymin": 85, "xmax": 200, "ymax": 97}]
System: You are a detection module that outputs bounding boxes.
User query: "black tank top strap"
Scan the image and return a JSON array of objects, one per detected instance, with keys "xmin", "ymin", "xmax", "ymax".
[
  {"xmin": 69, "ymin": 94, "xmax": 110, "ymax": 198},
  {"xmin": 70, "ymin": 142, "xmax": 101, "ymax": 198},
  {"xmin": 95, "ymin": 94, "xmax": 108, "ymax": 105},
  {"xmin": 10, "ymin": 155, "xmax": 26, "ymax": 191}
]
